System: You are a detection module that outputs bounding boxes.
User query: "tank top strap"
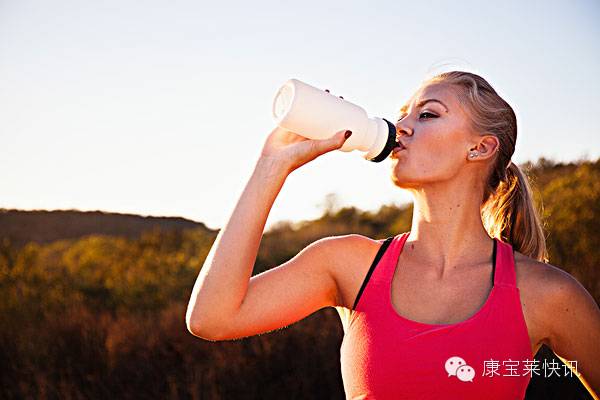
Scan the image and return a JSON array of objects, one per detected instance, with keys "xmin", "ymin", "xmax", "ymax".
[
  {"xmin": 374, "ymin": 231, "xmax": 410, "ymax": 285},
  {"xmin": 493, "ymin": 238, "xmax": 518, "ymax": 288},
  {"xmin": 351, "ymin": 233, "xmax": 409, "ymax": 310}
]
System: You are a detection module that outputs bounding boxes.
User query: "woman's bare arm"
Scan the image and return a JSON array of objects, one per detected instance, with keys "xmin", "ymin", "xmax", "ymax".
[
  {"xmin": 186, "ymin": 127, "xmax": 352, "ymax": 340},
  {"xmin": 540, "ymin": 264, "xmax": 600, "ymax": 396},
  {"xmin": 185, "ymin": 155, "xmax": 288, "ymax": 339}
]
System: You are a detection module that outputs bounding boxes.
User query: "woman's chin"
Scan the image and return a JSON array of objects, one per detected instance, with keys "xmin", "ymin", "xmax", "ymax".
[
  {"xmin": 390, "ymin": 160, "xmax": 404, "ymax": 173},
  {"xmin": 390, "ymin": 167, "xmax": 414, "ymax": 189},
  {"xmin": 390, "ymin": 171, "xmax": 404, "ymax": 187}
]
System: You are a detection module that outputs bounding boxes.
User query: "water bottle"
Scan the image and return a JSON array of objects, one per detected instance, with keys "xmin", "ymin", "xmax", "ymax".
[{"xmin": 272, "ymin": 78, "xmax": 398, "ymax": 162}]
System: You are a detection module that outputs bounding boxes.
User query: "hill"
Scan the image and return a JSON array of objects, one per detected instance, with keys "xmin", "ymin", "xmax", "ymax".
[{"xmin": 0, "ymin": 208, "xmax": 216, "ymax": 248}]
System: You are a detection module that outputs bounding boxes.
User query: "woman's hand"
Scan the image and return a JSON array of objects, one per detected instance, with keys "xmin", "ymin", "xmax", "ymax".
[{"xmin": 259, "ymin": 126, "xmax": 352, "ymax": 175}]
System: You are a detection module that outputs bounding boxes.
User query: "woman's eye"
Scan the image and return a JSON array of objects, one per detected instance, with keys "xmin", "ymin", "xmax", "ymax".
[{"xmin": 419, "ymin": 112, "xmax": 437, "ymax": 119}]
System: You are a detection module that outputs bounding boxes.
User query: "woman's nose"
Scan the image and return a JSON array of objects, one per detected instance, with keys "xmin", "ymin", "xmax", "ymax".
[{"xmin": 395, "ymin": 122, "xmax": 413, "ymax": 138}]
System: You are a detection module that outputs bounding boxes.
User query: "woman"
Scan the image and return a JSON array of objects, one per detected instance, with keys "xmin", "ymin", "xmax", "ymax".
[{"xmin": 186, "ymin": 71, "xmax": 600, "ymax": 399}]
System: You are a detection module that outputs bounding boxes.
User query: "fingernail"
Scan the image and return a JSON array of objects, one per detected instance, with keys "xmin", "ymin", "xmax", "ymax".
[
  {"xmin": 344, "ymin": 130, "xmax": 352, "ymax": 139},
  {"xmin": 325, "ymin": 89, "xmax": 330, "ymax": 93},
  {"xmin": 339, "ymin": 96, "xmax": 344, "ymax": 99}
]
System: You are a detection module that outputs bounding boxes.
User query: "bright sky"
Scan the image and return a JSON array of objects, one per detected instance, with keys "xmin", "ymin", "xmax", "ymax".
[{"xmin": 1, "ymin": 0, "xmax": 599, "ymax": 231}]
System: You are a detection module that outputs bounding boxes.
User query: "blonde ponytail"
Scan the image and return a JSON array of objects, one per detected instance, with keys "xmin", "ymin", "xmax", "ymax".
[{"xmin": 481, "ymin": 162, "xmax": 548, "ymax": 262}]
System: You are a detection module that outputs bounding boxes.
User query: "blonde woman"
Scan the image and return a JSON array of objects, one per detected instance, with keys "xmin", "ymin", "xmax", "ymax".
[{"xmin": 186, "ymin": 71, "xmax": 600, "ymax": 399}]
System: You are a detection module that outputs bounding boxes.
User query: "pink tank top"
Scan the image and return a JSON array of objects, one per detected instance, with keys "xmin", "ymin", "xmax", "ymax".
[{"xmin": 340, "ymin": 232, "xmax": 534, "ymax": 399}]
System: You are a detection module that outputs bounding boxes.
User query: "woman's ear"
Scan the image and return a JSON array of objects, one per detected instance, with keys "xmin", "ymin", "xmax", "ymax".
[{"xmin": 468, "ymin": 134, "xmax": 499, "ymax": 161}]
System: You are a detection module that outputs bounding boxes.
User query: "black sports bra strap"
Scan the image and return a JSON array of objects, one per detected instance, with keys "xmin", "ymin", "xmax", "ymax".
[
  {"xmin": 352, "ymin": 236, "xmax": 394, "ymax": 310},
  {"xmin": 491, "ymin": 238, "xmax": 497, "ymax": 287}
]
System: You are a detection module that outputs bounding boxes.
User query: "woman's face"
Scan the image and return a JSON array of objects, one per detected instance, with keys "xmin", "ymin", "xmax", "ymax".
[{"xmin": 390, "ymin": 82, "xmax": 479, "ymax": 189}]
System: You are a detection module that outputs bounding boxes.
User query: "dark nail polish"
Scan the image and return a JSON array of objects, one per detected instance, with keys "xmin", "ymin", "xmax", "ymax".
[
  {"xmin": 325, "ymin": 89, "xmax": 330, "ymax": 93},
  {"xmin": 339, "ymin": 96, "xmax": 344, "ymax": 99},
  {"xmin": 345, "ymin": 130, "xmax": 352, "ymax": 139}
]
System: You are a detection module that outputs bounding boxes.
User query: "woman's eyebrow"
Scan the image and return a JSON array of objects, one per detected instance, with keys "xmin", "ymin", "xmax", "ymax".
[
  {"xmin": 398, "ymin": 98, "xmax": 449, "ymax": 117},
  {"xmin": 416, "ymin": 98, "xmax": 449, "ymax": 112},
  {"xmin": 400, "ymin": 99, "xmax": 448, "ymax": 116}
]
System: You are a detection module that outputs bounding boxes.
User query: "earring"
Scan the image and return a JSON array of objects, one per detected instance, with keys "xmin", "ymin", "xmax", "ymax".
[{"xmin": 469, "ymin": 151, "xmax": 479, "ymax": 158}]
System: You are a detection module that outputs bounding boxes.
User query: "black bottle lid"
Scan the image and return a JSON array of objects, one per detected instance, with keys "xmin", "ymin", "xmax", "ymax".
[{"xmin": 368, "ymin": 118, "xmax": 398, "ymax": 163}]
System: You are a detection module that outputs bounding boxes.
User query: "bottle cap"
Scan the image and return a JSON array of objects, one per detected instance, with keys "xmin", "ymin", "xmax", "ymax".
[{"xmin": 368, "ymin": 119, "xmax": 397, "ymax": 163}]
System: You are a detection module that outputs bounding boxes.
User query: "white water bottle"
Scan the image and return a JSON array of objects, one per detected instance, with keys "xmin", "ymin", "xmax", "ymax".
[{"xmin": 271, "ymin": 78, "xmax": 397, "ymax": 162}]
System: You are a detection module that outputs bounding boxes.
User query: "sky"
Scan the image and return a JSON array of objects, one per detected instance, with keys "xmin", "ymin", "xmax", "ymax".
[{"xmin": 1, "ymin": 0, "xmax": 599, "ymax": 231}]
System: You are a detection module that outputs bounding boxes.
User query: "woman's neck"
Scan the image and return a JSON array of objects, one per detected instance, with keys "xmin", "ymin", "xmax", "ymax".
[{"xmin": 404, "ymin": 179, "xmax": 494, "ymax": 278}]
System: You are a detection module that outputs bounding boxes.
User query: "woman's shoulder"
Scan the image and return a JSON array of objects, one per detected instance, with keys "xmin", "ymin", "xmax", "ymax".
[
  {"xmin": 513, "ymin": 250, "xmax": 593, "ymax": 328},
  {"xmin": 321, "ymin": 233, "xmax": 394, "ymax": 309},
  {"xmin": 317, "ymin": 233, "xmax": 392, "ymax": 255},
  {"xmin": 513, "ymin": 250, "xmax": 580, "ymax": 294},
  {"xmin": 513, "ymin": 250, "xmax": 600, "ymax": 366},
  {"xmin": 312, "ymin": 233, "xmax": 382, "ymax": 260}
]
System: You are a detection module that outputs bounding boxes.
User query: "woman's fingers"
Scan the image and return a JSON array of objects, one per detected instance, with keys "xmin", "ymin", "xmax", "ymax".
[
  {"xmin": 323, "ymin": 88, "xmax": 344, "ymax": 99},
  {"xmin": 314, "ymin": 130, "xmax": 352, "ymax": 155}
]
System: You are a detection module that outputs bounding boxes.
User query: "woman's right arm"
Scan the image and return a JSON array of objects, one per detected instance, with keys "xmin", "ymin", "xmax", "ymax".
[{"xmin": 186, "ymin": 126, "xmax": 353, "ymax": 341}]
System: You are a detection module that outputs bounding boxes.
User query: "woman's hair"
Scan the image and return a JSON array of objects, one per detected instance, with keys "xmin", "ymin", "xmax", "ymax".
[{"xmin": 426, "ymin": 71, "xmax": 548, "ymax": 262}]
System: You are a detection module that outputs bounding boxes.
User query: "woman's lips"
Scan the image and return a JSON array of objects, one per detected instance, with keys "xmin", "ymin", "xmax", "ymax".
[{"xmin": 390, "ymin": 143, "xmax": 406, "ymax": 158}]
